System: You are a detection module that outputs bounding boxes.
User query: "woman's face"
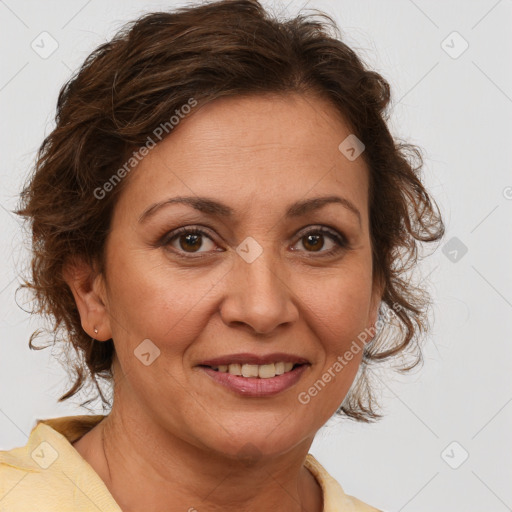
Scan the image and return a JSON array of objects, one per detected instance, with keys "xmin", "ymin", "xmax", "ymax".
[{"xmin": 93, "ymin": 93, "xmax": 381, "ymax": 458}]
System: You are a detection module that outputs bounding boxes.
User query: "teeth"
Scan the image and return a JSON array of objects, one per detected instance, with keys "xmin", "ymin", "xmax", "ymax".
[
  {"xmin": 242, "ymin": 364, "xmax": 259, "ymax": 378},
  {"xmin": 228, "ymin": 363, "xmax": 241, "ymax": 375},
  {"xmin": 258, "ymin": 363, "xmax": 275, "ymax": 379},
  {"xmin": 210, "ymin": 362, "xmax": 299, "ymax": 378}
]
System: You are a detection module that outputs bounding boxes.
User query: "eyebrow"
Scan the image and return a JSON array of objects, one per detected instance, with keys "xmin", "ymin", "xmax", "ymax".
[{"xmin": 138, "ymin": 195, "xmax": 361, "ymax": 226}]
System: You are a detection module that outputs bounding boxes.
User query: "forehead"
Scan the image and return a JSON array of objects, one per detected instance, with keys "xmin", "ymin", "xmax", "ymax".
[{"xmin": 115, "ymin": 93, "xmax": 369, "ymax": 224}]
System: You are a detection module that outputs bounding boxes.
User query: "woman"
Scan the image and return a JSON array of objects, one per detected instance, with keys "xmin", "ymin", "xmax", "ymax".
[{"xmin": 0, "ymin": 0, "xmax": 444, "ymax": 510}]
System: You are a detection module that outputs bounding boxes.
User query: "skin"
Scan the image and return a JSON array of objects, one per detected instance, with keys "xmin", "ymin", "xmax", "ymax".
[{"xmin": 64, "ymin": 92, "xmax": 383, "ymax": 512}]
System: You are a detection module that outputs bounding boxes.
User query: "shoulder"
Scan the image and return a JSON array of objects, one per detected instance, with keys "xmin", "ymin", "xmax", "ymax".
[
  {"xmin": 0, "ymin": 415, "xmax": 117, "ymax": 511},
  {"xmin": 305, "ymin": 453, "xmax": 383, "ymax": 511},
  {"xmin": 347, "ymin": 495, "xmax": 384, "ymax": 511},
  {"xmin": 0, "ymin": 432, "xmax": 59, "ymax": 509}
]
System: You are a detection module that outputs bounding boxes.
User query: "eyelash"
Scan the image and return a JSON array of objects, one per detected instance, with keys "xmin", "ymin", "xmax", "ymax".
[{"xmin": 159, "ymin": 225, "xmax": 348, "ymax": 259}]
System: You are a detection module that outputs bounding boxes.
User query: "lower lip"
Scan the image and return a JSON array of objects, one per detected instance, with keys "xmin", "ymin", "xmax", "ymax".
[{"xmin": 198, "ymin": 364, "xmax": 309, "ymax": 397}]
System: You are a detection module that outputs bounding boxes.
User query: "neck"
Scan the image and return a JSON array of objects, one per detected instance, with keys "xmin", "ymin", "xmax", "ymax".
[{"xmin": 73, "ymin": 403, "xmax": 323, "ymax": 512}]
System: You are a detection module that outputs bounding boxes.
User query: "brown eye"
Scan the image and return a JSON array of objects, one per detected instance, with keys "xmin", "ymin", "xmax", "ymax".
[
  {"xmin": 178, "ymin": 232, "xmax": 204, "ymax": 252},
  {"xmin": 292, "ymin": 227, "xmax": 347, "ymax": 256},
  {"xmin": 163, "ymin": 228, "xmax": 218, "ymax": 255},
  {"xmin": 160, "ymin": 225, "xmax": 347, "ymax": 259},
  {"xmin": 301, "ymin": 233, "xmax": 325, "ymax": 252}
]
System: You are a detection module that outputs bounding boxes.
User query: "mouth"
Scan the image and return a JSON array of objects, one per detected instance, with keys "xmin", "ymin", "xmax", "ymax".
[
  {"xmin": 196, "ymin": 352, "xmax": 311, "ymax": 397},
  {"xmin": 198, "ymin": 362, "xmax": 306, "ymax": 379}
]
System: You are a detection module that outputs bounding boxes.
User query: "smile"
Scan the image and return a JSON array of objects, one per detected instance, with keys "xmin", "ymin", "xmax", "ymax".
[
  {"xmin": 206, "ymin": 362, "xmax": 299, "ymax": 379},
  {"xmin": 198, "ymin": 363, "xmax": 309, "ymax": 397}
]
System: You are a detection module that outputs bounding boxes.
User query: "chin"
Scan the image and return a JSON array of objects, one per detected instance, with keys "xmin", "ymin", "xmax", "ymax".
[{"xmin": 202, "ymin": 423, "xmax": 308, "ymax": 462}]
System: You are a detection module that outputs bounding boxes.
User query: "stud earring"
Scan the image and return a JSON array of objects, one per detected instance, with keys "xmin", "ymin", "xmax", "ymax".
[{"xmin": 94, "ymin": 328, "xmax": 98, "ymax": 335}]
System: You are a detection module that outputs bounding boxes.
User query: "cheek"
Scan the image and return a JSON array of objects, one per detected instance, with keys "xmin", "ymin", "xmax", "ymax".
[
  {"xmin": 105, "ymin": 249, "xmax": 218, "ymax": 354},
  {"xmin": 296, "ymin": 266, "xmax": 374, "ymax": 349},
  {"xmin": 295, "ymin": 271, "xmax": 372, "ymax": 411}
]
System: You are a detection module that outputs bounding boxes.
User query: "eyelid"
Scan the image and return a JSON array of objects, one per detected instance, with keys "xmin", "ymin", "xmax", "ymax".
[
  {"xmin": 160, "ymin": 224, "xmax": 348, "ymax": 258},
  {"xmin": 294, "ymin": 224, "xmax": 347, "ymax": 243},
  {"xmin": 291, "ymin": 225, "xmax": 348, "ymax": 255},
  {"xmin": 159, "ymin": 226, "xmax": 218, "ymax": 254}
]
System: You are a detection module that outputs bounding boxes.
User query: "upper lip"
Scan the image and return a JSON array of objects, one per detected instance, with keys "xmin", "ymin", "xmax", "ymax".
[{"xmin": 198, "ymin": 352, "xmax": 310, "ymax": 366}]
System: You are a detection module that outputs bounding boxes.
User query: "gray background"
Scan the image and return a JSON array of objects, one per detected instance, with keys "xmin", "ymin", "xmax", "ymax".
[{"xmin": 1, "ymin": 0, "xmax": 511, "ymax": 510}]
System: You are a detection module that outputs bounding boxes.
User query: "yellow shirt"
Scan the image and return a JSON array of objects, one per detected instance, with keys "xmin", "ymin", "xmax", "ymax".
[{"xmin": 0, "ymin": 415, "xmax": 382, "ymax": 511}]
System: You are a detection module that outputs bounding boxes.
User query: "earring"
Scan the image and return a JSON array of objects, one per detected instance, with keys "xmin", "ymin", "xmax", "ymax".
[{"xmin": 94, "ymin": 328, "xmax": 98, "ymax": 335}]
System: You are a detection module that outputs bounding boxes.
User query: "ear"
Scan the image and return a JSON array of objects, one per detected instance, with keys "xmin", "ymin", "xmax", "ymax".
[{"xmin": 62, "ymin": 257, "xmax": 112, "ymax": 341}]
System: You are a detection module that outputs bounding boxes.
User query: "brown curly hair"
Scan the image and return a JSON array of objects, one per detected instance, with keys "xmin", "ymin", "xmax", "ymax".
[{"xmin": 15, "ymin": 0, "xmax": 444, "ymax": 422}]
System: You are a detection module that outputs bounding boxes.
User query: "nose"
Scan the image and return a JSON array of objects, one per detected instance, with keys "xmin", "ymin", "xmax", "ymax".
[{"xmin": 219, "ymin": 249, "xmax": 299, "ymax": 336}]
